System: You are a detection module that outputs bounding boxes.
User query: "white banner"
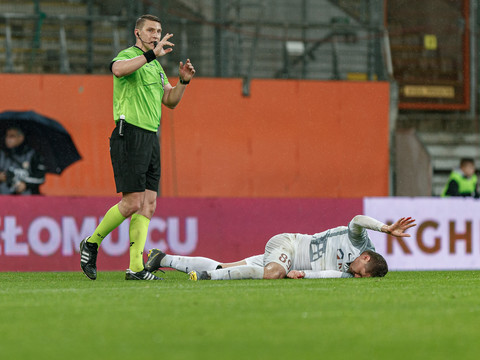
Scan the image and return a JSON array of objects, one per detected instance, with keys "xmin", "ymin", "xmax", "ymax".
[{"xmin": 364, "ymin": 197, "xmax": 480, "ymax": 270}]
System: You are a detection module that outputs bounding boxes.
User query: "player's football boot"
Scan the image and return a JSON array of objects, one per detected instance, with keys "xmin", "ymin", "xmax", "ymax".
[
  {"xmin": 145, "ymin": 248, "xmax": 167, "ymax": 273},
  {"xmin": 80, "ymin": 237, "xmax": 98, "ymax": 280},
  {"xmin": 188, "ymin": 270, "xmax": 211, "ymax": 281},
  {"xmin": 125, "ymin": 268, "xmax": 163, "ymax": 280}
]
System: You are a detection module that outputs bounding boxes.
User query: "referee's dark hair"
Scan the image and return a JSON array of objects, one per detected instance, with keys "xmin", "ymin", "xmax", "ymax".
[{"xmin": 135, "ymin": 14, "xmax": 161, "ymax": 30}]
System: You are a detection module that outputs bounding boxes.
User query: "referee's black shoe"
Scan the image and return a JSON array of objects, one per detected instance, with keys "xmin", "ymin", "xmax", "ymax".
[
  {"xmin": 125, "ymin": 268, "xmax": 163, "ymax": 280},
  {"xmin": 80, "ymin": 237, "xmax": 98, "ymax": 280}
]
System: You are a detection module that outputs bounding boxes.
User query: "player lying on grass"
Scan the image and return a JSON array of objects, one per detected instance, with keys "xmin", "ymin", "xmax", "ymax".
[
  {"xmin": 146, "ymin": 250, "xmax": 265, "ymax": 274},
  {"xmin": 145, "ymin": 215, "xmax": 416, "ymax": 280}
]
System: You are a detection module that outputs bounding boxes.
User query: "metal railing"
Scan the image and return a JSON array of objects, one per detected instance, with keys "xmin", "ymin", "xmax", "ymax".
[
  {"xmin": 0, "ymin": 0, "xmax": 391, "ymax": 85},
  {"xmin": 1, "ymin": 12, "xmax": 131, "ymax": 74}
]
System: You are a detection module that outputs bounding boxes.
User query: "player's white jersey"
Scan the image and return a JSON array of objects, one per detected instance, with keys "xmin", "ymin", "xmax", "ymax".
[{"xmin": 293, "ymin": 219, "xmax": 375, "ymax": 273}]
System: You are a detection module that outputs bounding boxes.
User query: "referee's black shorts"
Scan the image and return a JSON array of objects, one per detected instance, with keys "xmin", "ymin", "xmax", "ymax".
[{"xmin": 109, "ymin": 122, "xmax": 160, "ymax": 193}]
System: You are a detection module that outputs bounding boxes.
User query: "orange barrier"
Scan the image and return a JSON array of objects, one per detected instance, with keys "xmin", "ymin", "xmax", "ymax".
[
  {"xmin": 0, "ymin": 74, "xmax": 390, "ymax": 197},
  {"xmin": 0, "ymin": 74, "xmax": 115, "ymax": 196}
]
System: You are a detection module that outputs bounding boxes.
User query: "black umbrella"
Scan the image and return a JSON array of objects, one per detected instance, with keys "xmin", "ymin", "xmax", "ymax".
[{"xmin": 0, "ymin": 110, "xmax": 81, "ymax": 174}]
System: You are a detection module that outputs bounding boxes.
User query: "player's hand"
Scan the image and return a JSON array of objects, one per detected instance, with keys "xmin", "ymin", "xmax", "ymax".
[
  {"xmin": 178, "ymin": 59, "xmax": 196, "ymax": 82},
  {"xmin": 287, "ymin": 270, "xmax": 305, "ymax": 279},
  {"xmin": 383, "ymin": 217, "xmax": 416, "ymax": 238},
  {"xmin": 153, "ymin": 33, "xmax": 174, "ymax": 57}
]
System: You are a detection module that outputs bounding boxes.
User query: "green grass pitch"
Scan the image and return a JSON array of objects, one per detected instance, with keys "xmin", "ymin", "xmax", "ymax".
[{"xmin": 1, "ymin": 270, "xmax": 479, "ymax": 360}]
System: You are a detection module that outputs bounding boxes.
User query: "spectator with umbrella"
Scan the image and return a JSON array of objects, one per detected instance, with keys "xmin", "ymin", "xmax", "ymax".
[
  {"xmin": 0, "ymin": 110, "xmax": 82, "ymax": 195},
  {"xmin": 0, "ymin": 126, "xmax": 46, "ymax": 195}
]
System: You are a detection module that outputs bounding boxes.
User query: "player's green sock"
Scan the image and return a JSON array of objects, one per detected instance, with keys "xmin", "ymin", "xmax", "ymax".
[
  {"xmin": 87, "ymin": 204, "xmax": 126, "ymax": 245},
  {"xmin": 129, "ymin": 213, "xmax": 150, "ymax": 272}
]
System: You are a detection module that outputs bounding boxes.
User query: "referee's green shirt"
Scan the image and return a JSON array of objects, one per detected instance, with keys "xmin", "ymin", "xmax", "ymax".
[{"xmin": 112, "ymin": 46, "xmax": 169, "ymax": 132}]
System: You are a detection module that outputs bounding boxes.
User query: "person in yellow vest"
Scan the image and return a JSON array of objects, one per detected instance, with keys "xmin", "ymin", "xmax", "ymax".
[{"xmin": 442, "ymin": 158, "xmax": 479, "ymax": 198}]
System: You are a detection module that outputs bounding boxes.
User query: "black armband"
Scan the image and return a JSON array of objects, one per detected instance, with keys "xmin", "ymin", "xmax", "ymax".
[
  {"xmin": 143, "ymin": 50, "xmax": 156, "ymax": 63},
  {"xmin": 179, "ymin": 78, "xmax": 190, "ymax": 85}
]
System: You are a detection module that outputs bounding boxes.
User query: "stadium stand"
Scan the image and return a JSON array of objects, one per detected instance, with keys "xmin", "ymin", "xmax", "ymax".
[
  {"xmin": 418, "ymin": 132, "xmax": 480, "ymax": 196},
  {"xmin": 0, "ymin": 0, "xmax": 384, "ymax": 79},
  {"xmin": 0, "ymin": 0, "xmax": 478, "ymax": 197}
]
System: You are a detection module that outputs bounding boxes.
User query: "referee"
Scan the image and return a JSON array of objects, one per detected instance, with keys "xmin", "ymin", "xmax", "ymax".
[{"xmin": 80, "ymin": 14, "xmax": 195, "ymax": 280}]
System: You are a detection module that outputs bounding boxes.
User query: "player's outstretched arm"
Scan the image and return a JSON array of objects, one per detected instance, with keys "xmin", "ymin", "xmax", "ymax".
[
  {"xmin": 381, "ymin": 217, "xmax": 416, "ymax": 238},
  {"xmin": 287, "ymin": 270, "xmax": 352, "ymax": 279}
]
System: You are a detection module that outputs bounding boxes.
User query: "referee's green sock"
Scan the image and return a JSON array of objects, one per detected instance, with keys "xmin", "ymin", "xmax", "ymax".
[
  {"xmin": 129, "ymin": 213, "xmax": 150, "ymax": 273},
  {"xmin": 87, "ymin": 204, "xmax": 126, "ymax": 246}
]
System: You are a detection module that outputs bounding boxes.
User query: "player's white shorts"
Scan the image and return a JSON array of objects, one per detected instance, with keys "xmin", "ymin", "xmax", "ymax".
[
  {"xmin": 244, "ymin": 254, "xmax": 264, "ymax": 267},
  {"xmin": 263, "ymin": 233, "xmax": 295, "ymax": 273}
]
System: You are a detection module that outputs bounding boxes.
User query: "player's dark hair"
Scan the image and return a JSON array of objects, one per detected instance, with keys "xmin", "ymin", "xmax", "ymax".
[
  {"xmin": 364, "ymin": 250, "xmax": 388, "ymax": 277},
  {"xmin": 135, "ymin": 14, "xmax": 161, "ymax": 30}
]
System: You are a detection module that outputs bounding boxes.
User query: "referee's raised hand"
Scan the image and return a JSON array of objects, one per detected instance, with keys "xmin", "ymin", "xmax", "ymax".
[
  {"xmin": 153, "ymin": 33, "xmax": 174, "ymax": 57},
  {"xmin": 179, "ymin": 59, "xmax": 196, "ymax": 83}
]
